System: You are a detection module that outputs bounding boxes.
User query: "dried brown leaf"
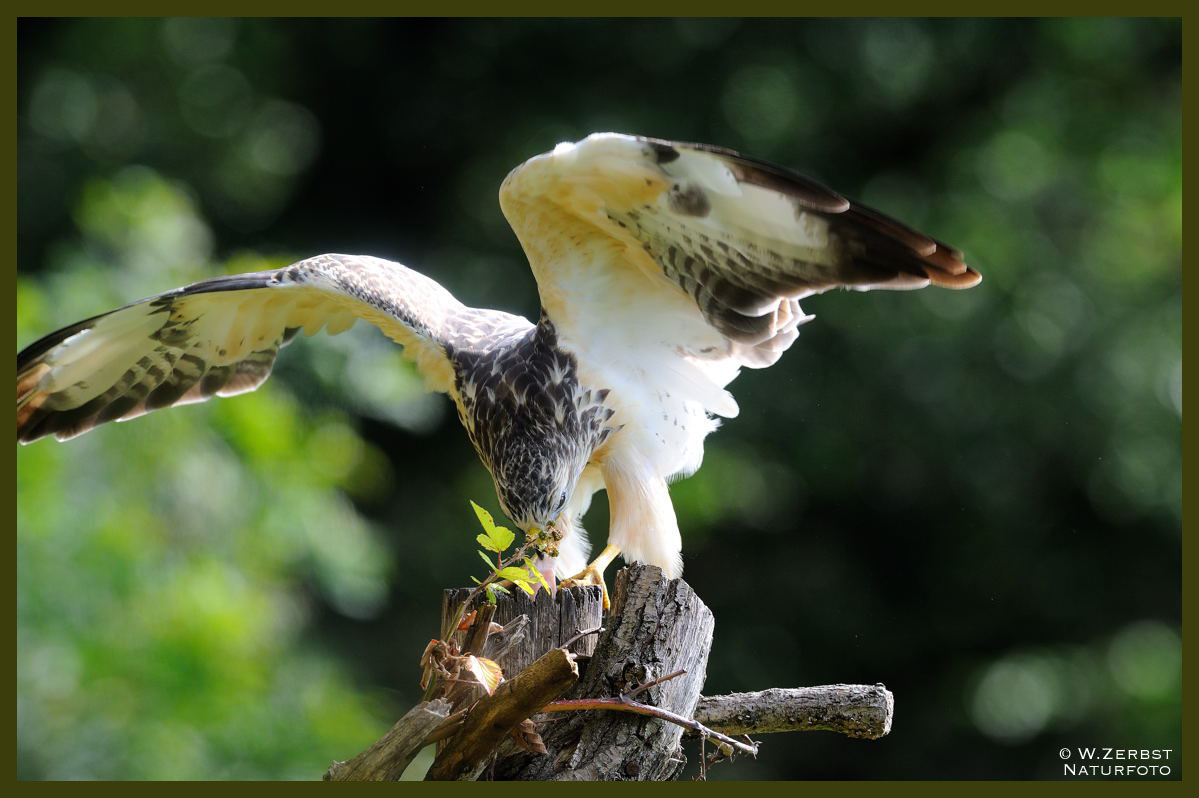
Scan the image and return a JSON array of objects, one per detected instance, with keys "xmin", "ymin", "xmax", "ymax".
[
  {"xmin": 463, "ymin": 655, "xmax": 504, "ymax": 695},
  {"xmin": 510, "ymin": 718, "xmax": 548, "ymax": 754}
]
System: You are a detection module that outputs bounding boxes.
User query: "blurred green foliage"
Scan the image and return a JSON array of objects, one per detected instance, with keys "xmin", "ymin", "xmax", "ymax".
[
  {"xmin": 17, "ymin": 177, "xmax": 397, "ymax": 777},
  {"xmin": 16, "ymin": 18, "xmax": 1179, "ymax": 780}
]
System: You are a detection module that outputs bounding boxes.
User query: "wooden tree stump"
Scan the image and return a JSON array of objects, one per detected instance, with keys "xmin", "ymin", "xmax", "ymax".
[
  {"xmin": 327, "ymin": 562, "xmax": 894, "ymax": 781},
  {"xmin": 493, "ymin": 565, "xmax": 715, "ymax": 780},
  {"xmin": 441, "ymin": 582, "xmax": 604, "ymax": 678}
]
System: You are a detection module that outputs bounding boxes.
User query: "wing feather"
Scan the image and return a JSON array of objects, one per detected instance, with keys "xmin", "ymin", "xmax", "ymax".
[
  {"xmin": 501, "ymin": 133, "xmax": 980, "ymax": 374},
  {"xmin": 17, "ymin": 254, "xmax": 467, "ymax": 443}
]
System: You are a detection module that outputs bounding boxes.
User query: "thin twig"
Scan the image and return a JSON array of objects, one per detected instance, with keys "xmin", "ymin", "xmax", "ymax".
[
  {"xmin": 622, "ymin": 668, "xmax": 686, "ymax": 700},
  {"xmin": 561, "ymin": 626, "xmax": 605, "ymax": 650},
  {"xmin": 540, "ymin": 697, "xmax": 758, "ymax": 757},
  {"xmin": 426, "ymin": 538, "xmax": 546, "ymax": 702},
  {"xmin": 445, "ymin": 539, "xmax": 540, "ymax": 638}
]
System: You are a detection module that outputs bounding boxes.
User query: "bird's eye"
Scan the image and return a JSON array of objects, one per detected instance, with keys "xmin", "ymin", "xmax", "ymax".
[{"xmin": 558, "ymin": 490, "xmax": 568, "ymax": 510}]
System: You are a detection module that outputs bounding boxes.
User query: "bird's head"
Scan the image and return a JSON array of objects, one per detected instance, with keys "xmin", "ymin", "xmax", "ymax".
[
  {"xmin": 500, "ymin": 132, "xmax": 668, "ymax": 216},
  {"xmin": 490, "ymin": 443, "xmax": 586, "ymax": 550}
]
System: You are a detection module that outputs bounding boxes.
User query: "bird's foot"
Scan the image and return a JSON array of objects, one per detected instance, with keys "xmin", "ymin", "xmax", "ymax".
[
  {"xmin": 559, "ymin": 564, "xmax": 610, "ymax": 611},
  {"xmin": 560, "ymin": 543, "xmax": 622, "ymax": 611}
]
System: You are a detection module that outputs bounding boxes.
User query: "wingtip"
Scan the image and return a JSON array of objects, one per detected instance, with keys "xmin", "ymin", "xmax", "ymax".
[{"xmin": 930, "ymin": 265, "xmax": 982, "ymax": 289}]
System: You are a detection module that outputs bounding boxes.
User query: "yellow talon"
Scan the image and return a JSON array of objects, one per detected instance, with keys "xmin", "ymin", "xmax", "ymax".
[{"xmin": 560, "ymin": 543, "xmax": 622, "ymax": 611}]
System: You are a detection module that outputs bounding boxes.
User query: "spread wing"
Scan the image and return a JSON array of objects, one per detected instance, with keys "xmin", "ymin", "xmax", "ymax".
[
  {"xmin": 17, "ymin": 253, "xmax": 472, "ymax": 443},
  {"xmin": 501, "ymin": 133, "xmax": 980, "ymax": 371}
]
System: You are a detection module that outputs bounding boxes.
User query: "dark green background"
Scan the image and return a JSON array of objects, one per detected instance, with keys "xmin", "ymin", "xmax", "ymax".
[{"xmin": 16, "ymin": 18, "xmax": 1181, "ymax": 780}]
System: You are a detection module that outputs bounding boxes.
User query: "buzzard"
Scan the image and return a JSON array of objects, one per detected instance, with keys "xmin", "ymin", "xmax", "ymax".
[{"xmin": 17, "ymin": 133, "xmax": 980, "ymax": 604}]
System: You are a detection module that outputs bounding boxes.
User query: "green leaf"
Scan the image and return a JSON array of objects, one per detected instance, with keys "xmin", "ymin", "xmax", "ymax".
[
  {"xmin": 491, "ymin": 582, "xmax": 511, "ymax": 595},
  {"xmin": 470, "ymin": 501, "xmax": 515, "ymax": 553},
  {"xmin": 489, "ymin": 524, "xmax": 516, "ymax": 552},
  {"xmin": 497, "ymin": 566, "xmax": 531, "ymax": 582},
  {"xmin": 478, "ymin": 550, "xmax": 497, "ymax": 571},
  {"xmin": 512, "ymin": 579, "xmax": 535, "ymax": 596},
  {"xmin": 470, "ymin": 500, "xmax": 498, "ymax": 536},
  {"xmin": 524, "ymin": 559, "xmax": 551, "ymax": 592},
  {"xmin": 469, "ymin": 575, "xmax": 481, "ymax": 585},
  {"xmin": 485, "ymin": 584, "xmax": 497, "ymax": 604}
]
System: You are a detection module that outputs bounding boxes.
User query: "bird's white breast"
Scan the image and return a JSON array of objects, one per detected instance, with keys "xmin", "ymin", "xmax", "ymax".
[{"xmin": 548, "ymin": 253, "xmax": 741, "ymax": 483}]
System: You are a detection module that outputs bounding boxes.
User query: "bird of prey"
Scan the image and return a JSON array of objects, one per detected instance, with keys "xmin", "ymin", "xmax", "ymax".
[{"xmin": 17, "ymin": 133, "xmax": 980, "ymax": 604}]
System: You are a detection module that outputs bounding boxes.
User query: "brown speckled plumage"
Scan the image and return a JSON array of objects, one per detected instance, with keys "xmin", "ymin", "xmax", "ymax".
[{"xmin": 448, "ymin": 313, "xmax": 615, "ymax": 526}]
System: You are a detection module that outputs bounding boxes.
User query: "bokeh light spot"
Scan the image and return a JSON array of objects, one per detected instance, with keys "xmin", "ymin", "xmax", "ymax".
[
  {"xmin": 180, "ymin": 65, "xmax": 253, "ymax": 138},
  {"xmin": 721, "ymin": 63, "xmax": 803, "ymax": 147},
  {"xmin": 161, "ymin": 18, "xmax": 238, "ymax": 66},
  {"xmin": 972, "ymin": 654, "xmax": 1061, "ymax": 743},
  {"xmin": 245, "ymin": 100, "xmax": 321, "ymax": 176},
  {"xmin": 29, "ymin": 68, "xmax": 98, "ymax": 143},
  {"xmin": 1107, "ymin": 621, "xmax": 1181, "ymax": 701}
]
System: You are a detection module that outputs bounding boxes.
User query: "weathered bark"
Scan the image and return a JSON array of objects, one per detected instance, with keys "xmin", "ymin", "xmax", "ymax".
[
  {"xmin": 692, "ymin": 684, "xmax": 894, "ymax": 740},
  {"xmin": 441, "ymin": 583, "xmax": 604, "ymax": 679},
  {"xmin": 494, "ymin": 564, "xmax": 715, "ymax": 781},
  {"xmin": 323, "ymin": 698, "xmax": 452, "ymax": 781},
  {"xmin": 426, "ymin": 647, "xmax": 580, "ymax": 781}
]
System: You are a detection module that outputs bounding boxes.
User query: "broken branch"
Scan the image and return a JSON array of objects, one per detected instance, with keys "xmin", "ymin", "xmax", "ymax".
[
  {"xmin": 691, "ymin": 684, "xmax": 894, "ymax": 740},
  {"xmin": 426, "ymin": 647, "xmax": 580, "ymax": 780},
  {"xmin": 323, "ymin": 698, "xmax": 452, "ymax": 781}
]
